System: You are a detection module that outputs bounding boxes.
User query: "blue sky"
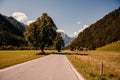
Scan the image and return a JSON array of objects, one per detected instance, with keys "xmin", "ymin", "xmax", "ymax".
[{"xmin": 0, "ymin": 0, "xmax": 120, "ymax": 37}]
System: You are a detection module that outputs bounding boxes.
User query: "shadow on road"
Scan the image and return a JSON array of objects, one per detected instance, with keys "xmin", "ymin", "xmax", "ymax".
[
  {"xmin": 54, "ymin": 52, "xmax": 89, "ymax": 56},
  {"xmin": 54, "ymin": 52, "xmax": 68, "ymax": 55}
]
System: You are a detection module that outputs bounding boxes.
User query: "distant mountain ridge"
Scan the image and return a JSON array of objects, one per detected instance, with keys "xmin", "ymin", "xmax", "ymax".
[
  {"xmin": 58, "ymin": 31, "xmax": 74, "ymax": 46},
  {"xmin": 70, "ymin": 7, "xmax": 120, "ymax": 50}
]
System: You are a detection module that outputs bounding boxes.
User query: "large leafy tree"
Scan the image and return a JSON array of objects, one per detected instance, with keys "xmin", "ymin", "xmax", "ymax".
[
  {"xmin": 55, "ymin": 33, "xmax": 65, "ymax": 52},
  {"xmin": 24, "ymin": 13, "xmax": 57, "ymax": 53}
]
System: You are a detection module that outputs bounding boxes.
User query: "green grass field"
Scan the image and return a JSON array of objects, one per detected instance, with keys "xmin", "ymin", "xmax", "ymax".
[
  {"xmin": 67, "ymin": 51, "xmax": 120, "ymax": 80},
  {"xmin": 0, "ymin": 50, "xmax": 55, "ymax": 69},
  {"xmin": 97, "ymin": 41, "xmax": 120, "ymax": 51}
]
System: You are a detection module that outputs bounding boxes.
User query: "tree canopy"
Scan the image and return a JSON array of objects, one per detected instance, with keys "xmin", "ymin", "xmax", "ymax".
[{"xmin": 24, "ymin": 13, "xmax": 57, "ymax": 53}]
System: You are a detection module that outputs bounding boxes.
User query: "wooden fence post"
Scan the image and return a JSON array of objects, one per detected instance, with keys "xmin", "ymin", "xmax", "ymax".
[{"xmin": 100, "ymin": 61, "xmax": 103, "ymax": 76}]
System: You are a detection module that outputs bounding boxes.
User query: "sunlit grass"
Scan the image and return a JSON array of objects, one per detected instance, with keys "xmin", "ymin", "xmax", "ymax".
[
  {"xmin": 0, "ymin": 50, "xmax": 55, "ymax": 69},
  {"xmin": 97, "ymin": 41, "xmax": 120, "ymax": 51},
  {"xmin": 66, "ymin": 51, "xmax": 120, "ymax": 80}
]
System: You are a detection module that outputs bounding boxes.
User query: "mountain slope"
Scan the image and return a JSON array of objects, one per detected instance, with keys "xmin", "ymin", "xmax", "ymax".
[
  {"xmin": 70, "ymin": 7, "xmax": 120, "ymax": 50},
  {"xmin": 64, "ymin": 34, "xmax": 74, "ymax": 46},
  {"xmin": 5, "ymin": 16, "xmax": 25, "ymax": 33},
  {"xmin": 0, "ymin": 14, "xmax": 24, "ymax": 36},
  {"xmin": 56, "ymin": 31, "xmax": 74, "ymax": 46},
  {"xmin": 0, "ymin": 13, "xmax": 25, "ymax": 47}
]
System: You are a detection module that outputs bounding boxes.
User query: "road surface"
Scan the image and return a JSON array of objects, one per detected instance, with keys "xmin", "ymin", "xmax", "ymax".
[{"xmin": 0, "ymin": 54, "xmax": 84, "ymax": 80}]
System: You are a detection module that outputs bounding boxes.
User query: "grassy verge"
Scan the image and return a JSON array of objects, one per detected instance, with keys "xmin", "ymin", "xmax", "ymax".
[
  {"xmin": 66, "ymin": 51, "xmax": 120, "ymax": 80},
  {"xmin": 0, "ymin": 50, "xmax": 54, "ymax": 69}
]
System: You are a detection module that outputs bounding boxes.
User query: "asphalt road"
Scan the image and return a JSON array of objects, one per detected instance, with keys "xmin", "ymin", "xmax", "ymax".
[{"xmin": 0, "ymin": 54, "xmax": 84, "ymax": 80}]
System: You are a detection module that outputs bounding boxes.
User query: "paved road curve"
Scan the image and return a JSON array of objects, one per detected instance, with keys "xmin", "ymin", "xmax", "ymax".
[{"xmin": 0, "ymin": 54, "xmax": 84, "ymax": 80}]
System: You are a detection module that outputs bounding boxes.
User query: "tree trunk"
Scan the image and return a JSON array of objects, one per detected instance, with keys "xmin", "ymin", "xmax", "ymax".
[
  {"xmin": 40, "ymin": 44, "xmax": 45, "ymax": 54},
  {"xmin": 41, "ymin": 49, "xmax": 45, "ymax": 54},
  {"xmin": 58, "ymin": 49, "xmax": 61, "ymax": 52}
]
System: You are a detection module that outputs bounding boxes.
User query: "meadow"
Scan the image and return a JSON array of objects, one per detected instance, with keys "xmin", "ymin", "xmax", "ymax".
[
  {"xmin": 0, "ymin": 50, "xmax": 55, "ymax": 69},
  {"xmin": 97, "ymin": 41, "xmax": 120, "ymax": 51},
  {"xmin": 67, "ymin": 51, "xmax": 120, "ymax": 80}
]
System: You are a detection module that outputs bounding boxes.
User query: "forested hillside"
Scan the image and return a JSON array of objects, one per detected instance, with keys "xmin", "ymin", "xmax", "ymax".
[
  {"xmin": 5, "ymin": 16, "xmax": 25, "ymax": 33},
  {"xmin": 0, "ymin": 14, "xmax": 25, "ymax": 47},
  {"xmin": 70, "ymin": 7, "xmax": 120, "ymax": 50}
]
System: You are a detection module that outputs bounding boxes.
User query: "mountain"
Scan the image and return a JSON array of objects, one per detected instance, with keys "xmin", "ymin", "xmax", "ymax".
[
  {"xmin": 0, "ymin": 13, "xmax": 25, "ymax": 47},
  {"xmin": 0, "ymin": 14, "xmax": 25, "ymax": 36},
  {"xmin": 57, "ymin": 31, "xmax": 74, "ymax": 46},
  {"xmin": 70, "ymin": 7, "xmax": 120, "ymax": 50},
  {"xmin": 5, "ymin": 16, "xmax": 25, "ymax": 33},
  {"xmin": 63, "ymin": 34, "xmax": 74, "ymax": 46}
]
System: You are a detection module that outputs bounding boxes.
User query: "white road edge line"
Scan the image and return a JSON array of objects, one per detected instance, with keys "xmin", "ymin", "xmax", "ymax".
[{"xmin": 65, "ymin": 56, "xmax": 85, "ymax": 80}]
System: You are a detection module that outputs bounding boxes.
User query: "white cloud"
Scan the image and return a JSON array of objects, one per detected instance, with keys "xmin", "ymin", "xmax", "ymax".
[
  {"xmin": 12, "ymin": 12, "xmax": 28, "ymax": 22},
  {"xmin": 74, "ymin": 24, "xmax": 89, "ymax": 37},
  {"xmin": 76, "ymin": 21, "xmax": 81, "ymax": 24},
  {"xmin": 27, "ymin": 20, "xmax": 35, "ymax": 25}
]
